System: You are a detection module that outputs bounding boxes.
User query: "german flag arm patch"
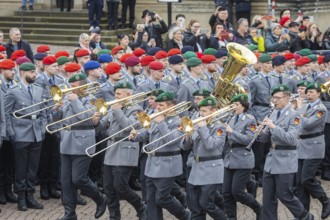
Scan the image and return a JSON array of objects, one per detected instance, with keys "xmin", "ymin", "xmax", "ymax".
[
  {"xmin": 249, "ymin": 123, "xmax": 256, "ymax": 132},
  {"xmin": 317, "ymin": 111, "xmax": 324, "ymax": 118},
  {"xmin": 294, "ymin": 117, "xmax": 300, "ymax": 125}
]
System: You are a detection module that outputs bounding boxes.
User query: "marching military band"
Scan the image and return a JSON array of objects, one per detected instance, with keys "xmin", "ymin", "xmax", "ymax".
[{"xmin": 0, "ymin": 43, "xmax": 330, "ymax": 220}]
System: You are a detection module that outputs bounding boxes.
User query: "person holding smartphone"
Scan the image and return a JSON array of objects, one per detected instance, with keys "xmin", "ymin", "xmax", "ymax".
[
  {"xmin": 306, "ymin": 22, "xmax": 323, "ymax": 50},
  {"xmin": 265, "ymin": 23, "xmax": 290, "ymax": 52}
]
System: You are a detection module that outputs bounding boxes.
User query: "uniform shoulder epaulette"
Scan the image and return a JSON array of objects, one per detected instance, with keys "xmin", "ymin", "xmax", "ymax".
[
  {"xmin": 246, "ymin": 114, "xmax": 254, "ymax": 120},
  {"xmin": 0, "ymin": 79, "xmax": 2, "ymax": 85},
  {"xmin": 250, "ymin": 75, "xmax": 259, "ymax": 80},
  {"xmin": 181, "ymin": 78, "xmax": 189, "ymax": 84},
  {"xmin": 200, "ymin": 74, "xmax": 208, "ymax": 81},
  {"xmin": 100, "ymin": 83, "xmax": 107, "ymax": 88},
  {"xmin": 162, "ymin": 75, "xmax": 172, "ymax": 81},
  {"xmin": 282, "ymin": 73, "xmax": 289, "ymax": 78},
  {"xmin": 10, "ymin": 84, "xmax": 19, "ymax": 89},
  {"xmin": 33, "ymin": 83, "xmax": 42, "ymax": 88}
]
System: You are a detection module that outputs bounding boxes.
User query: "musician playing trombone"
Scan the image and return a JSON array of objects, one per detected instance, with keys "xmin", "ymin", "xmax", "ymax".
[
  {"xmin": 258, "ymin": 84, "xmax": 313, "ymax": 220},
  {"xmin": 222, "ymin": 94, "xmax": 261, "ymax": 220},
  {"xmin": 52, "ymin": 73, "xmax": 106, "ymax": 220},
  {"xmin": 129, "ymin": 91, "xmax": 191, "ymax": 220},
  {"xmin": 92, "ymin": 81, "xmax": 147, "ymax": 220},
  {"xmin": 182, "ymin": 96, "xmax": 227, "ymax": 220}
]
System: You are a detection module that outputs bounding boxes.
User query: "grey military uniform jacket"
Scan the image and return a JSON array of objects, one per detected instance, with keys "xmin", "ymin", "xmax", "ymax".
[
  {"xmin": 260, "ymin": 104, "xmax": 302, "ymax": 174},
  {"xmin": 121, "ymin": 72, "xmax": 145, "ymax": 91},
  {"xmin": 202, "ymin": 71, "xmax": 216, "ymax": 91},
  {"xmin": 224, "ymin": 113, "xmax": 256, "ymax": 169},
  {"xmin": 249, "ymin": 73, "xmax": 276, "ymax": 122},
  {"xmin": 297, "ymin": 100, "xmax": 327, "ymax": 159},
  {"xmin": 162, "ymin": 72, "xmax": 185, "ymax": 95},
  {"xmin": 186, "ymin": 122, "xmax": 226, "ymax": 185},
  {"xmin": 0, "ymin": 88, "xmax": 5, "ymax": 146},
  {"xmin": 290, "ymin": 72, "xmax": 313, "ymax": 87},
  {"xmin": 271, "ymin": 71, "xmax": 297, "ymax": 93},
  {"xmin": 97, "ymin": 104, "xmax": 142, "ymax": 166},
  {"xmin": 94, "ymin": 81, "xmax": 115, "ymax": 102},
  {"xmin": 134, "ymin": 116, "xmax": 184, "ymax": 178},
  {"xmin": 4, "ymin": 83, "xmax": 47, "ymax": 144},
  {"xmin": 52, "ymin": 95, "xmax": 96, "ymax": 155}
]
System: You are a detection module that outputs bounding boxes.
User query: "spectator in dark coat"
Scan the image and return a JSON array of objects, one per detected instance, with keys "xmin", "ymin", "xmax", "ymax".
[
  {"xmin": 89, "ymin": 29, "xmax": 107, "ymax": 51},
  {"xmin": 322, "ymin": 27, "xmax": 330, "ymax": 50},
  {"xmin": 166, "ymin": 27, "xmax": 185, "ymax": 51},
  {"xmin": 265, "ymin": 23, "xmax": 290, "ymax": 52},
  {"xmin": 209, "ymin": 6, "xmax": 234, "ymax": 34},
  {"xmin": 305, "ymin": 22, "xmax": 323, "ymax": 50},
  {"xmin": 229, "ymin": 18, "xmax": 253, "ymax": 45},
  {"xmin": 288, "ymin": 22, "xmax": 310, "ymax": 52},
  {"xmin": 141, "ymin": 10, "xmax": 168, "ymax": 49},
  {"xmin": 5, "ymin": 28, "xmax": 33, "ymax": 62},
  {"xmin": 184, "ymin": 19, "xmax": 218, "ymax": 52}
]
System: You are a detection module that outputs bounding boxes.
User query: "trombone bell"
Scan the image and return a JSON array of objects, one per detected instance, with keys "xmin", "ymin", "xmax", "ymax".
[
  {"xmin": 321, "ymin": 81, "xmax": 330, "ymax": 94},
  {"xmin": 136, "ymin": 112, "xmax": 151, "ymax": 129}
]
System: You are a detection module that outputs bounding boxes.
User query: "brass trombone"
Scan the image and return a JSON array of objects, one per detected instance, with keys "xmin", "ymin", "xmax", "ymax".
[
  {"xmin": 321, "ymin": 81, "xmax": 330, "ymax": 95},
  {"xmin": 13, "ymin": 82, "xmax": 99, "ymax": 119},
  {"xmin": 142, "ymin": 104, "xmax": 236, "ymax": 155},
  {"xmin": 46, "ymin": 92, "xmax": 151, "ymax": 134},
  {"xmin": 85, "ymin": 101, "xmax": 191, "ymax": 158}
]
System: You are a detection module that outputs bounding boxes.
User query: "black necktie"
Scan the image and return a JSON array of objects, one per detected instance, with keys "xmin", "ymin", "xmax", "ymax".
[
  {"xmin": 6, "ymin": 83, "xmax": 10, "ymax": 89},
  {"xmin": 155, "ymin": 82, "xmax": 160, "ymax": 89},
  {"xmin": 133, "ymin": 77, "xmax": 137, "ymax": 87},
  {"xmin": 279, "ymin": 75, "xmax": 283, "ymax": 84},
  {"xmin": 176, "ymin": 77, "xmax": 180, "ymax": 86},
  {"xmin": 307, "ymin": 104, "xmax": 311, "ymax": 110},
  {"xmin": 234, "ymin": 115, "xmax": 239, "ymax": 124},
  {"xmin": 265, "ymin": 76, "xmax": 271, "ymax": 87},
  {"xmin": 303, "ymin": 76, "xmax": 307, "ymax": 81},
  {"xmin": 28, "ymin": 85, "xmax": 33, "ymax": 99},
  {"xmin": 197, "ymin": 80, "xmax": 200, "ymax": 88},
  {"xmin": 277, "ymin": 110, "xmax": 281, "ymax": 120},
  {"xmin": 49, "ymin": 76, "xmax": 55, "ymax": 85},
  {"xmin": 211, "ymin": 77, "xmax": 215, "ymax": 85}
]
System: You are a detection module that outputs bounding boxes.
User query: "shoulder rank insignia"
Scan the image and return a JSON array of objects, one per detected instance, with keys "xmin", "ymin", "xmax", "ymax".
[
  {"xmin": 216, "ymin": 128, "xmax": 223, "ymax": 136},
  {"xmin": 317, "ymin": 111, "xmax": 324, "ymax": 118},
  {"xmin": 250, "ymin": 124, "xmax": 256, "ymax": 132},
  {"xmin": 294, "ymin": 117, "xmax": 300, "ymax": 125}
]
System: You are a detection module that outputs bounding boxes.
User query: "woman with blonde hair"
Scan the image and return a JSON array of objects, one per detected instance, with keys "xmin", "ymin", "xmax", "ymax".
[{"xmin": 166, "ymin": 26, "xmax": 185, "ymax": 51}]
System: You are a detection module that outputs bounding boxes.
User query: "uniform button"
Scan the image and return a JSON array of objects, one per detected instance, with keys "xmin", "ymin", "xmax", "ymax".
[
  {"xmin": 288, "ymin": 153, "xmax": 291, "ymax": 156},
  {"xmin": 244, "ymin": 153, "xmax": 247, "ymax": 155},
  {"xmin": 314, "ymin": 141, "xmax": 317, "ymax": 144},
  {"xmin": 230, "ymin": 150, "xmax": 232, "ymax": 152},
  {"xmin": 212, "ymin": 164, "xmax": 215, "ymax": 166},
  {"xmin": 128, "ymin": 146, "xmax": 131, "ymax": 148},
  {"xmin": 82, "ymin": 135, "xmax": 85, "ymax": 138},
  {"xmin": 170, "ymin": 157, "xmax": 172, "ymax": 160}
]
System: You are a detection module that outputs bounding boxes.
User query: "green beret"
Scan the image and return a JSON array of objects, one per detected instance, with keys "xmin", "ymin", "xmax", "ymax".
[
  {"xmin": 297, "ymin": 48, "xmax": 312, "ymax": 56},
  {"xmin": 183, "ymin": 51, "xmax": 196, "ymax": 60},
  {"xmin": 155, "ymin": 91, "xmax": 175, "ymax": 102},
  {"xmin": 68, "ymin": 73, "xmax": 87, "ymax": 83},
  {"xmin": 258, "ymin": 54, "xmax": 272, "ymax": 63},
  {"xmin": 204, "ymin": 48, "xmax": 217, "ymax": 55},
  {"xmin": 151, "ymin": 89, "xmax": 164, "ymax": 97},
  {"xmin": 231, "ymin": 93, "xmax": 248, "ymax": 102},
  {"xmin": 186, "ymin": 57, "xmax": 202, "ymax": 67},
  {"xmin": 97, "ymin": 49, "xmax": 111, "ymax": 57},
  {"xmin": 247, "ymin": 44, "xmax": 258, "ymax": 52},
  {"xmin": 307, "ymin": 54, "xmax": 317, "ymax": 62},
  {"xmin": 271, "ymin": 84, "xmax": 290, "ymax": 95},
  {"xmin": 57, "ymin": 56, "xmax": 70, "ymax": 65},
  {"xmin": 192, "ymin": 89, "xmax": 211, "ymax": 97},
  {"xmin": 305, "ymin": 82, "xmax": 321, "ymax": 94},
  {"xmin": 114, "ymin": 81, "xmax": 133, "ymax": 91},
  {"xmin": 19, "ymin": 63, "xmax": 36, "ymax": 71},
  {"xmin": 198, "ymin": 97, "xmax": 217, "ymax": 108},
  {"xmin": 297, "ymin": 80, "xmax": 311, "ymax": 87}
]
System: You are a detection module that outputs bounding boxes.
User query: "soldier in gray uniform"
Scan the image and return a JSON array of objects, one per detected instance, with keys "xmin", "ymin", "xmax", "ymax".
[
  {"xmin": 93, "ymin": 82, "xmax": 146, "ymax": 220},
  {"xmin": 52, "ymin": 73, "xmax": 106, "ymax": 220},
  {"xmin": 214, "ymin": 50, "xmax": 227, "ymax": 75},
  {"xmin": 306, "ymin": 54, "xmax": 320, "ymax": 81},
  {"xmin": 295, "ymin": 82, "xmax": 330, "ymax": 219},
  {"xmin": 122, "ymin": 56, "xmax": 143, "ymax": 91},
  {"xmin": 136, "ymin": 61, "xmax": 171, "ymax": 109},
  {"xmin": 177, "ymin": 57, "xmax": 210, "ymax": 116},
  {"xmin": 162, "ymin": 55, "xmax": 185, "ymax": 95},
  {"xmin": 290, "ymin": 57, "xmax": 313, "ymax": 86},
  {"xmin": 98, "ymin": 54, "xmax": 112, "ymax": 83},
  {"xmin": 271, "ymin": 55, "xmax": 297, "ymax": 93},
  {"xmin": 223, "ymin": 94, "xmax": 262, "ymax": 220},
  {"xmin": 259, "ymin": 84, "xmax": 313, "ymax": 220},
  {"xmin": 0, "ymin": 59, "xmax": 17, "ymax": 204},
  {"xmin": 183, "ymin": 97, "xmax": 227, "ymax": 220},
  {"xmin": 201, "ymin": 54, "xmax": 219, "ymax": 91},
  {"xmin": 284, "ymin": 53, "xmax": 297, "ymax": 76},
  {"xmin": 4, "ymin": 63, "xmax": 47, "ymax": 211},
  {"xmin": 129, "ymin": 92, "xmax": 191, "ymax": 220},
  {"xmin": 248, "ymin": 53, "xmax": 276, "ymax": 185},
  {"xmin": 233, "ymin": 65, "xmax": 251, "ymax": 102}
]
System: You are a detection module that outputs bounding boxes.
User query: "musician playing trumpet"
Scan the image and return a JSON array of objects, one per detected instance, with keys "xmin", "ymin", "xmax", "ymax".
[
  {"xmin": 93, "ymin": 82, "xmax": 146, "ymax": 220},
  {"xmin": 222, "ymin": 94, "xmax": 261, "ymax": 220},
  {"xmin": 129, "ymin": 91, "xmax": 190, "ymax": 220}
]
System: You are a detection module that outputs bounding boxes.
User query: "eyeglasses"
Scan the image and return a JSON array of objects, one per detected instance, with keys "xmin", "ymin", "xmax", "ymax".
[{"xmin": 192, "ymin": 26, "xmax": 200, "ymax": 28}]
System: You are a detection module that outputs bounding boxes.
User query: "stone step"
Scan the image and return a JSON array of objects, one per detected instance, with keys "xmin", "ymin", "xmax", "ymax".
[
  {"xmin": 20, "ymin": 39, "xmax": 117, "ymax": 48},
  {"xmin": 20, "ymin": 33, "xmax": 118, "ymax": 42},
  {"xmin": 13, "ymin": 10, "xmax": 91, "ymax": 17},
  {"xmin": 1, "ymin": 15, "xmax": 108, "ymax": 24}
]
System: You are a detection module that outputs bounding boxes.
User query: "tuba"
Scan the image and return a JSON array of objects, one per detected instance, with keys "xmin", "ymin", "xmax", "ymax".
[
  {"xmin": 321, "ymin": 81, "xmax": 330, "ymax": 95},
  {"xmin": 212, "ymin": 43, "xmax": 257, "ymax": 108}
]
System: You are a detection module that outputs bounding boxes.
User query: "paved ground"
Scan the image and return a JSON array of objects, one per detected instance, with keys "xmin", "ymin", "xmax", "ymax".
[{"xmin": 1, "ymin": 178, "xmax": 330, "ymax": 220}]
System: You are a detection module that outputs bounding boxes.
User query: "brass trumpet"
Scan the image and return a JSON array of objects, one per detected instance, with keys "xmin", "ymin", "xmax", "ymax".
[
  {"xmin": 13, "ymin": 82, "xmax": 99, "ymax": 119},
  {"xmin": 142, "ymin": 104, "xmax": 235, "ymax": 155},
  {"xmin": 46, "ymin": 92, "xmax": 151, "ymax": 134},
  {"xmin": 321, "ymin": 81, "xmax": 330, "ymax": 95},
  {"xmin": 85, "ymin": 101, "xmax": 191, "ymax": 158}
]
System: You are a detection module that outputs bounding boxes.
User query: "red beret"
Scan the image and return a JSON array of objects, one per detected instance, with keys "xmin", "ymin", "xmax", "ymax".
[
  {"xmin": 133, "ymin": 48, "xmax": 145, "ymax": 57},
  {"xmin": 295, "ymin": 57, "xmax": 311, "ymax": 66},
  {"xmin": 201, "ymin": 55, "xmax": 216, "ymax": 64},
  {"xmin": 42, "ymin": 56, "xmax": 57, "ymax": 65},
  {"xmin": 0, "ymin": 45, "xmax": 6, "ymax": 52},
  {"xmin": 120, "ymin": 53, "xmax": 134, "ymax": 63},
  {"xmin": 37, "ymin": 45, "xmax": 50, "ymax": 53},
  {"xmin": 283, "ymin": 53, "xmax": 295, "ymax": 60},
  {"xmin": 75, "ymin": 49, "xmax": 90, "ymax": 58},
  {"xmin": 54, "ymin": 50, "xmax": 70, "ymax": 58},
  {"xmin": 16, "ymin": 56, "xmax": 32, "ymax": 65},
  {"xmin": 111, "ymin": 46, "xmax": 124, "ymax": 55},
  {"xmin": 254, "ymin": 52, "xmax": 260, "ymax": 59},
  {"xmin": 140, "ymin": 56, "xmax": 155, "ymax": 66},
  {"xmin": 105, "ymin": 62, "xmax": 121, "ymax": 75},
  {"xmin": 0, "ymin": 59, "xmax": 15, "ymax": 69},
  {"xmin": 279, "ymin": 16, "xmax": 291, "ymax": 27},
  {"xmin": 11, "ymin": 50, "xmax": 26, "ymax": 61},
  {"xmin": 149, "ymin": 61, "xmax": 164, "ymax": 70},
  {"xmin": 167, "ymin": 48, "xmax": 181, "ymax": 57},
  {"xmin": 318, "ymin": 56, "xmax": 324, "ymax": 65},
  {"xmin": 64, "ymin": 63, "xmax": 81, "ymax": 73},
  {"xmin": 155, "ymin": 51, "xmax": 168, "ymax": 59},
  {"xmin": 196, "ymin": 52, "xmax": 204, "ymax": 59},
  {"xmin": 125, "ymin": 56, "xmax": 140, "ymax": 67}
]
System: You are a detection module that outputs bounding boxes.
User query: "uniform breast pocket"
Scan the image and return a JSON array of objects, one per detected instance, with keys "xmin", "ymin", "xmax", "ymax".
[
  {"xmin": 119, "ymin": 144, "xmax": 138, "ymax": 163},
  {"xmin": 73, "ymin": 130, "xmax": 95, "ymax": 146}
]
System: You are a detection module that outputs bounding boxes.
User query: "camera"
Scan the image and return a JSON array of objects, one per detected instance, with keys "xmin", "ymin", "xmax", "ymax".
[{"xmin": 148, "ymin": 12, "xmax": 156, "ymax": 22}]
